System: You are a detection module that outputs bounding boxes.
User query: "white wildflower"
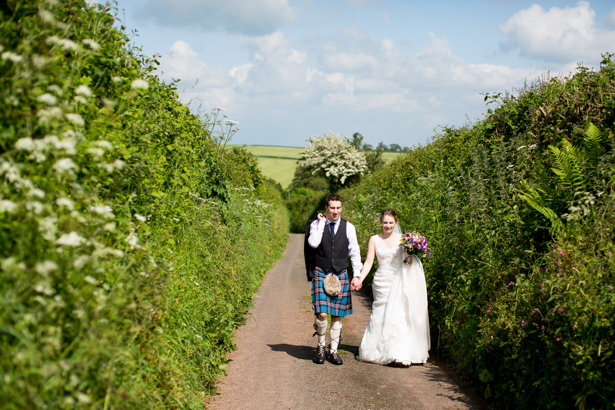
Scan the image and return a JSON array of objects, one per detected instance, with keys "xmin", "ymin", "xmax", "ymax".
[
  {"xmin": 29, "ymin": 188, "xmax": 45, "ymax": 199},
  {"xmin": 103, "ymin": 223, "xmax": 116, "ymax": 232},
  {"xmin": 2, "ymin": 257, "xmax": 26, "ymax": 272},
  {"xmin": 157, "ymin": 328, "xmax": 164, "ymax": 334},
  {"xmin": 56, "ymin": 197, "xmax": 74, "ymax": 210},
  {"xmin": 135, "ymin": 214, "xmax": 146, "ymax": 222},
  {"xmin": 35, "ymin": 260, "xmax": 58, "ymax": 277},
  {"xmin": 112, "ymin": 159, "xmax": 125, "ymax": 169},
  {"xmin": 94, "ymin": 140, "xmax": 113, "ymax": 150},
  {"xmin": 37, "ymin": 93, "xmax": 58, "ymax": 106},
  {"xmin": 194, "ymin": 281, "xmax": 198, "ymax": 286},
  {"xmin": 149, "ymin": 256, "xmax": 157, "ymax": 268},
  {"xmin": 56, "ymin": 231, "xmax": 85, "ymax": 247},
  {"xmin": 507, "ymin": 164, "xmax": 514, "ymax": 168},
  {"xmin": 37, "ymin": 107, "xmax": 64, "ymax": 124},
  {"xmin": 171, "ymin": 217, "xmax": 179, "ymax": 222},
  {"xmin": 111, "ymin": 76, "xmax": 122, "ymax": 83},
  {"xmin": 15, "ymin": 137, "xmax": 35, "ymax": 151},
  {"xmin": 517, "ymin": 145, "xmax": 526, "ymax": 150},
  {"xmin": 195, "ymin": 334, "xmax": 203, "ymax": 340},
  {"xmin": 53, "ymin": 158, "xmax": 78, "ymax": 174},
  {"xmin": 34, "ymin": 280, "xmax": 55, "ymax": 296},
  {"xmin": 75, "ymin": 85, "xmax": 92, "ymax": 97},
  {"xmin": 87, "ymin": 147, "xmax": 104, "ymax": 158},
  {"xmin": 32, "ymin": 55, "xmax": 48, "ymax": 69},
  {"xmin": 139, "ymin": 271, "xmax": 149, "ymax": 277},
  {"xmin": 38, "ymin": 217, "xmax": 57, "ymax": 241},
  {"xmin": 84, "ymin": 275, "xmax": 97, "ymax": 285},
  {"xmin": 65, "ymin": 113, "xmax": 84, "ymax": 126},
  {"xmin": 126, "ymin": 230, "xmax": 139, "ymax": 249},
  {"xmin": 73, "ymin": 255, "xmax": 89, "ymax": 269},
  {"xmin": 101, "ymin": 97, "xmax": 116, "ymax": 107},
  {"xmin": 93, "ymin": 248, "xmax": 124, "ymax": 258},
  {"xmin": 82, "ymin": 39, "xmax": 101, "ymax": 51},
  {"xmin": 38, "ymin": 9, "xmax": 56, "ymax": 24},
  {"xmin": 70, "ymin": 210, "xmax": 86, "ymax": 223},
  {"xmin": 73, "ymin": 96, "xmax": 88, "ymax": 105},
  {"xmin": 76, "ymin": 393, "xmax": 91, "ymax": 404},
  {"xmin": 53, "ymin": 137, "xmax": 77, "ymax": 155},
  {"xmin": 226, "ymin": 120, "xmax": 238, "ymax": 125},
  {"xmin": 25, "ymin": 201, "xmax": 43, "ymax": 214},
  {"xmin": 212, "ymin": 106, "xmax": 224, "ymax": 111},
  {"xmin": 130, "ymin": 79, "xmax": 149, "ymax": 90},
  {"xmin": 528, "ymin": 144, "xmax": 537, "ymax": 150},
  {"xmin": 90, "ymin": 204, "xmax": 114, "ymax": 219},
  {"xmin": 1, "ymin": 51, "xmax": 23, "ymax": 63},
  {"xmin": 48, "ymin": 84, "xmax": 62, "ymax": 95},
  {"xmin": 59, "ymin": 39, "xmax": 79, "ymax": 51}
]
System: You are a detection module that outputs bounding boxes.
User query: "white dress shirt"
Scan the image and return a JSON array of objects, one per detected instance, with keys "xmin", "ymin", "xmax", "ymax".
[{"xmin": 308, "ymin": 218, "xmax": 363, "ymax": 277}]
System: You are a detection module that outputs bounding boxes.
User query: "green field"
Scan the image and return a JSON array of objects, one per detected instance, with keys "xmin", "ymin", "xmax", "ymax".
[{"xmin": 229, "ymin": 144, "xmax": 402, "ymax": 189}]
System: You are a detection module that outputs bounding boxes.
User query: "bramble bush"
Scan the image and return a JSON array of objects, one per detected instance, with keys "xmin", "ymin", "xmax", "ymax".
[
  {"xmin": 343, "ymin": 56, "xmax": 615, "ymax": 409},
  {"xmin": 0, "ymin": 1, "xmax": 288, "ymax": 408}
]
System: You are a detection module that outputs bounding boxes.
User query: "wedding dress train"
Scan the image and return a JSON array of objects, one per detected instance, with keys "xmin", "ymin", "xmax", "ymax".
[{"xmin": 359, "ymin": 238, "xmax": 430, "ymax": 365}]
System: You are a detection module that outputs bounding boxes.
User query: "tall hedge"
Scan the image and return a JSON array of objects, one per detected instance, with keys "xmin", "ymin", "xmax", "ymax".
[
  {"xmin": 0, "ymin": 1, "xmax": 288, "ymax": 409},
  {"xmin": 343, "ymin": 56, "xmax": 615, "ymax": 409}
]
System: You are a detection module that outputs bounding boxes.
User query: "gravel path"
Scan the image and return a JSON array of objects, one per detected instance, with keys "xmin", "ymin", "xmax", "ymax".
[{"xmin": 208, "ymin": 234, "xmax": 484, "ymax": 410}]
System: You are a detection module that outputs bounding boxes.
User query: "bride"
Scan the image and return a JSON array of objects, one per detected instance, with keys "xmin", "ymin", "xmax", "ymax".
[{"xmin": 351, "ymin": 208, "xmax": 430, "ymax": 366}]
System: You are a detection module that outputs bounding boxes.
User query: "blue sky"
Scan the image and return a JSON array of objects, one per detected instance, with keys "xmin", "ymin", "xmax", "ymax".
[{"xmin": 107, "ymin": 0, "xmax": 615, "ymax": 148}]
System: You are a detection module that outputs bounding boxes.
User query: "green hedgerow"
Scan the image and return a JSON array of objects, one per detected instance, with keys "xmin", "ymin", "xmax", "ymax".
[{"xmin": 0, "ymin": 1, "xmax": 288, "ymax": 409}]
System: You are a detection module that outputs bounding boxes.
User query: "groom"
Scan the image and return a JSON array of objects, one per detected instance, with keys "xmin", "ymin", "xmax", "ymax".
[{"xmin": 308, "ymin": 193, "xmax": 363, "ymax": 365}]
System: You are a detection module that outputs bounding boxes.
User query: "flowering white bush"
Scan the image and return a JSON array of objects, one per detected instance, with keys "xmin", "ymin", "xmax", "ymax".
[{"xmin": 298, "ymin": 132, "xmax": 367, "ymax": 185}]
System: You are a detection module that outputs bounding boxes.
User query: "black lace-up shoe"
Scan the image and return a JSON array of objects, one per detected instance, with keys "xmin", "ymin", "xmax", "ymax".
[
  {"xmin": 328, "ymin": 351, "xmax": 343, "ymax": 365},
  {"xmin": 314, "ymin": 345, "xmax": 326, "ymax": 364}
]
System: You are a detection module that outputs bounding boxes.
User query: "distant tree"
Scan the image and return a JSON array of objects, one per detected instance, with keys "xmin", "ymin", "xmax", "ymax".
[
  {"xmin": 298, "ymin": 132, "xmax": 367, "ymax": 189},
  {"xmin": 389, "ymin": 143, "xmax": 402, "ymax": 152},
  {"xmin": 377, "ymin": 141, "xmax": 388, "ymax": 151},
  {"xmin": 365, "ymin": 150, "xmax": 385, "ymax": 173},
  {"xmin": 363, "ymin": 144, "xmax": 373, "ymax": 151},
  {"xmin": 349, "ymin": 132, "xmax": 364, "ymax": 150},
  {"xmin": 402, "ymin": 146, "xmax": 410, "ymax": 152}
]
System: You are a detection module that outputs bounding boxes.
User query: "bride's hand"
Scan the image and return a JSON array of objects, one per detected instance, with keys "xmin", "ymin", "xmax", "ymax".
[
  {"xmin": 404, "ymin": 255, "xmax": 413, "ymax": 265},
  {"xmin": 351, "ymin": 277, "xmax": 362, "ymax": 291}
]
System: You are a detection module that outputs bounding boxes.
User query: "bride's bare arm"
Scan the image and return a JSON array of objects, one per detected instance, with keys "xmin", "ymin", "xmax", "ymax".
[{"xmin": 358, "ymin": 236, "xmax": 377, "ymax": 283}]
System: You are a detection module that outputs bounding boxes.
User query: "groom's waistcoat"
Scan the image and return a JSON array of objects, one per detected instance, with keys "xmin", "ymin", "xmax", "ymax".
[{"xmin": 314, "ymin": 219, "xmax": 349, "ymax": 273}]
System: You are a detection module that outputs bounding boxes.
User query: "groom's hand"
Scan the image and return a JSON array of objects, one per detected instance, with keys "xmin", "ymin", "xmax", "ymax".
[
  {"xmin": 317, "ymin": 213, "xmax": 326, "ymax": 222},
  {"xmin": 351, "ymin": 277, "xmax": 362, "ymax": 291}
]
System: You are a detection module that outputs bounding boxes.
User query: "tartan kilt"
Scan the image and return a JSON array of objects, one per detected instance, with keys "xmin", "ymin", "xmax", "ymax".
[{"xmin": 311, "ymin": 266, "xmax": 353, "ymax": 317}]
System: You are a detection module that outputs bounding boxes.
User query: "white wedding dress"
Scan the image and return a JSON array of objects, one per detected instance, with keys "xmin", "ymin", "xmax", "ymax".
[{"xmin": 359, "ymin": 237, "xmax": 430, "ymax": 365}]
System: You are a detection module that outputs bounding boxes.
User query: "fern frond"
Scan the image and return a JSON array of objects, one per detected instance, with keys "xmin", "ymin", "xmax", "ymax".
[
  {"xmin": 549, "ymin": 139, "xmax": 585, "ymax": 193},
  {"xmin": 583, "ymin": 122, "xmax": 604, "ymax": 162},
  {"xmin": 519, "ymin": 185, "xmax": 564, "ymax": 236}
]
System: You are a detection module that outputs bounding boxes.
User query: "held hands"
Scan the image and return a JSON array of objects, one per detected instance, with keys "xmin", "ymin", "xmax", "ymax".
[{"xmin": 351, "ymin": 277, "xmax": 362, "ymax": 291}]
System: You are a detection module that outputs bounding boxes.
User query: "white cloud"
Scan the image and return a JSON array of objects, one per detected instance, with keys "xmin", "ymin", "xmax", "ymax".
[
  {"xmin": 499, "ymin": 1, "xmax": 615, "ymax": 63},
  {"xmin": 155, "ymin": 31, "xmax": 550, "ymax": 146},
  {"xmin": 139, "ymin": 0, "xmax": 296, "ymax": 35},
  {"xmin": 604, "ymin": 6, "xmax": 615, "ymax": 29}
]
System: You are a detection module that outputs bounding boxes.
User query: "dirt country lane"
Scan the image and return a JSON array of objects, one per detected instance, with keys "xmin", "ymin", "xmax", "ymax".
[{"xmin": 209, "ymin": 234, "xmax": 484, "ymax": 410}]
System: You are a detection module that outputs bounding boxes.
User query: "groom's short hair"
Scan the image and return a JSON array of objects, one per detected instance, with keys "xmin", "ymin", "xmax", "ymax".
[{"xmin": 325, "ymin": 193, "xmax": 343, "ymax": 207}]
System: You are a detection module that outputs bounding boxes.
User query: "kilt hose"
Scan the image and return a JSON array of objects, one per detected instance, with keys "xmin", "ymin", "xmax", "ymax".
[{"xmin": 311, "ymin": 266, "xmax": 353, "ymax": 317}]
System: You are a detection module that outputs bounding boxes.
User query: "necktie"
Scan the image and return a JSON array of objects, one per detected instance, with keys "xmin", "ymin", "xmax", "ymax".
[{"xmin": 329, "ymin": 222, "xmax": 336, "ymax": 238}]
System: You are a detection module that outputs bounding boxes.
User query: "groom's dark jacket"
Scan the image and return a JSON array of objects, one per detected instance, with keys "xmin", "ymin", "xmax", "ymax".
[{"xmin": 313, "ymin": 218, "xmax": 349, "ymax": 274}]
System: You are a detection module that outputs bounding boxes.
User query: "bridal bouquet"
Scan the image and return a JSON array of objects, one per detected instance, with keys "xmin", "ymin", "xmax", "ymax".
[{"xmin": 401, "ymin": 232, "xmax": 431, "ymax": 261}]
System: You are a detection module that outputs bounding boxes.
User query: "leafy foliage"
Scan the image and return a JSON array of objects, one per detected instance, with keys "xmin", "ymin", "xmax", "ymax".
[
  {"xmin": 343, "ymin": 55, "xmax": 615, "ymax": 409},
  {"xmin": 0, "ymin": 1, "xmax": 288, "ymax": 408}
]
